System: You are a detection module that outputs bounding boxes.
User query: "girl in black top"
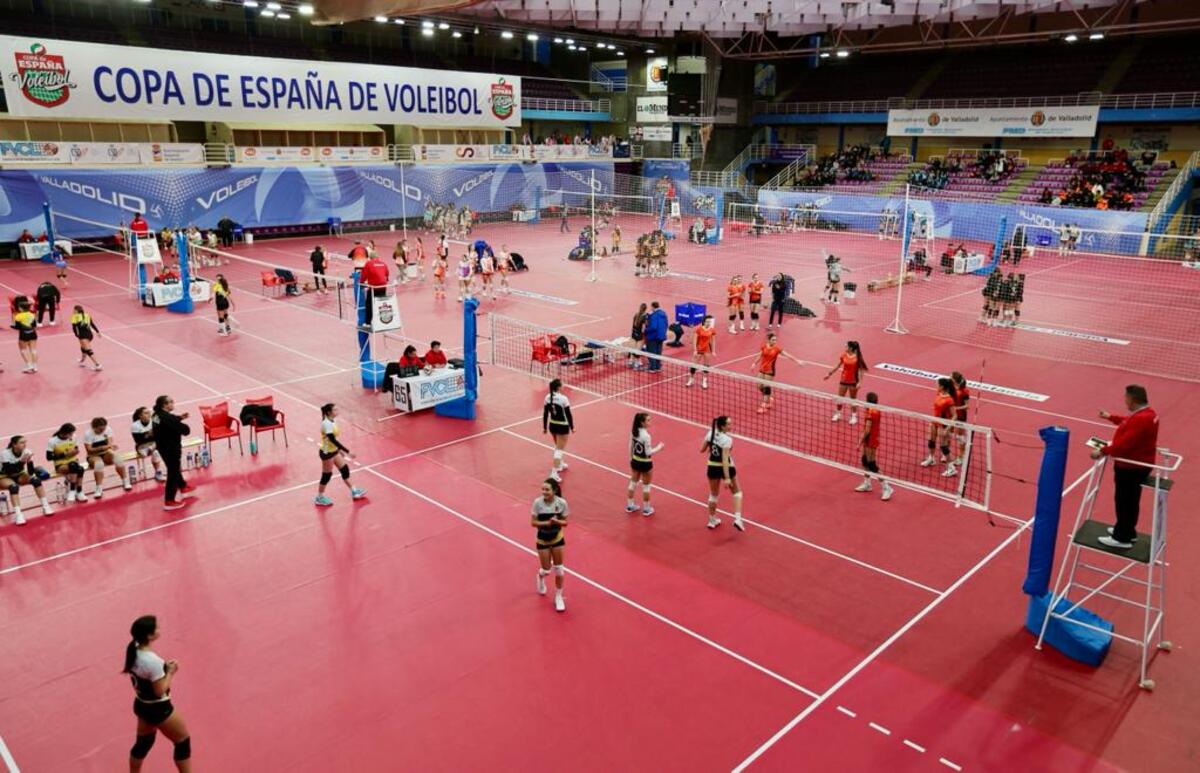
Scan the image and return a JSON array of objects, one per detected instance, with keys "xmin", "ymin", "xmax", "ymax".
[
  {"xmin": 35, "ymin": 281, "xmax": 61, "ymax": 326},
  {"xmin": 542, "ymin": 379, "xmax": 574, "ymax": 482},
  {"xmin": 71, "ymin": 304, "xmax": 102, "ymax": 370},
  {"xmin": 152, "ymin": 395, "xmax": 193, "ymax": 510},
  {"xmin": 629, "ymin": 303, "xmax": 648, "ymax": 369},
  {"xmin": 123, "ymin": 615, "xmax": 192, "ymax": 772},
  {"xmin": 767, "ymin": 273, "xmax": 788, "ymax": 329}
]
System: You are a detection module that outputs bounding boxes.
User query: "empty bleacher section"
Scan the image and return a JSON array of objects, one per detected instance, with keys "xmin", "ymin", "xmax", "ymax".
[
  {"xmin": 919, "ymin": 45, "xmax": 1112, "ymax": 100},
  {"xmin": 1115, "ymin": 46, "xmax": 1200, "ymax": 94}
]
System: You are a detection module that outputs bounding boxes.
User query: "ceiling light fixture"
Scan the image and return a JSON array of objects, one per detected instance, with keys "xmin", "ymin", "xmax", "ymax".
[
  {"xmin": 1089, "ymin": 32, "xmax": 1105, "ymax": 40},
  {"xmin": 276, "ymin": 11, "xmax": 290, "ymax": 18},
  {"xmin": 438, "ymin": 22, "xmax": 449, "ymax": 29},
  {"xmin": 501, "ymin": 30, "xmax": 514, "ymax": 39},
  {"xmin": 836, "ymin": 49, "xmax": 850, "ymax": 57},
  {"xmin": 1064, "ymin": 33, "xmax": 1079, "ymax": 42},
  {"xmin": 266, "ymin": 1, "xmax": 281, "ymax": 8},
  {"xmin": 553, "ymin": 37, "xmax": 563, "ymax": 44},
  {"xmin": 297, "ymin": 3, "xmax": 314, "ymax": 15},
  {"xmin": 421, "ymin": 20, "xmax": 434, "ymax": 28},
  {"xmin": 421, "ymin": 28, "xmax": 433, "ymax": 37},
  {"xmin": 373, "ymin": 15, "xmax": 387, "ymax": 23},
  {"xmin": 393, "ymin": 18, "xmax": 405, "ymax": 25},
  {"xmin": 527, "ymin": 33, "xmax": 538, "ymax": 41},
  {"xmin": 819, "ymin": 51, "xmax": 830, "ymax": 58},
  {"xmin": 645, "ymin": 48, "xmax": 654, "ymax": 54},
  {"xmin": 243, "ymin": 0, "xmax": 259, "ymax": 7},
  {"xmin": 452, "ymin": 30, "xmax": 462, "ymax": 38},
  {"xmin": 261, "ymin": 9, "xmax": 275, "ymax": 16}
]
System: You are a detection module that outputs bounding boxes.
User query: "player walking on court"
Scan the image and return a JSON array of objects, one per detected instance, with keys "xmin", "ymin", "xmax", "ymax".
[
  {"xmin": 432, "ymin": 254, "xmax": 447, "ymax": 299},
  {"xmin": 921, "ymin": 378, "xmax": 959, "ymax": 478},
  {"xmin": 950, "ymin": 371, "xmax": 971, "ymax": 464},
  {"xmin": 752, "ymin": 333, "xmax": 802, "ymax": 413},
  {"xmin": 746, "ymin": 273, "xmax": 765, "ymax": 330},
  {"xmin": 626, "ymin": 412, "xmax": 664, "ymax": 516},
  {"xmin": 543, "ymin": 378, "xmax": 574, "ymax": 481},
  {"xmin": 314, "ymin": 403, "xmax": 367, "ymax": 507},
  {"xmin": 478, "ymin": 250, "xmax": 496, "ymax": 300},
  {"xmin": 71, "ymin": 305, "xmax": 102, "ymax": 370},
  {"xmin": 703, "ymin": 416, "xmax": 744, "ymax": 531},
  {"xmin": 825, "ymin": 341, "xmax": 868, "ymax": 424},
  {"xmin": 855, "ymin": 393, "xmax": 893, "ymax": 501},
  {"xmin": 456, "ymin": 253, "xmax": 474, "ymax": 302},
  {"xmin": 211, "ymin": 274, "xmax": 234, "ymax": 336},
  {"xmin": 496, "ymin": 244, "xmax": 513, "ymax": 294},
  {"xmin": 687, "ymin": 315, "xmax": 717, "ymax": 388},
  {"xmin": 123, "ymin": 615, "xmax": 193, "ymax": 773},
  {"xmin": 726, "ymin": 275, "xmax": 745, "ymax": 333},
  {"xmin": 532, "ymin": 478, "xmax": 569, "ymax": 612}
]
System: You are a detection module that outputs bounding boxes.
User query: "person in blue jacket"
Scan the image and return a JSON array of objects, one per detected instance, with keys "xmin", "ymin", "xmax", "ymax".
[
  {"xmin": 642, "ymin": 301, "xmax": 668, "ymax": 372},
  {"xmin": 472, "ymin": 239, "xmax": 494, "ymax": 272}
]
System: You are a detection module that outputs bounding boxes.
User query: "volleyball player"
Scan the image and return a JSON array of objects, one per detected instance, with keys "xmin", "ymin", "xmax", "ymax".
[
  {"xmin": 726, "ymin": 274, "xmax": 745, "ymax": 334},
  {"xmin": 211, "ymin": 274, "xmax": 234, "ymax": 336},
  {"xmin": 456, "ymin": 252, "xmax": 474, "ymax": 302},
  {"xmin": 751, "ymin": 333, "xmax": 802, "ymax": 414},
  {"xmin": 131, "ymin": 407, "xmax": 168, "ymax": 483},
  {"xmin": 825, "ymin": 341, "xmax": 868, "ymax": 424},
  {"xmin": 687, "ymin": 314, "xmax": 717, "ymax": 389},
  {"xmin": 314, "ymin": 403, "xmax": 367, "ymax": 507},
  {"xmin": 702, "ymin": 416, "xmax": 744, "ymax": 531},
  {"xmin": 437, "ymin": 231, "xmax": 450, "ymax": 264},
  {"xmin": 36, "ymin": 280, "xmax": 61, "ymax": 326},
  {"xmin": 496, "ymin": 244, "xmax": 513, "ymax": 294},
  {"xmin": 71, "ymin": 304, "xmax": 103, "ymax": 370},
  {"xmin": 543, "ymin": 378, "xmax": 574, "ymax": 482},
  {"xmin": 47, "ymin": 423, "xmax": 88, "ymax": 502},
  {"xmin": 855, "ymin": 393, "xmax": 894, "ymax": 501},
  {"xmin": 84, "ymin": 417, "xmax": 132, "ymax": 497},
  {"xmin": 414, "ymin": 236, "xmax": 427, "ymax": 281},
  {"xmin": 626, "ymin": 412, "xmax": 664, "ymax": 516},
  {"xmin": 746, "ymin": 273, "xmax": 765, "ymax": 330},
  {"xmin": 53, "ymin": 248, "xmax": 70, "ymax": 287},
  {"xmin": 123, "ymin": 615, "xmax": 193, "ymax": 772},
  {"xmin": 612, "ymin": 223, "xmax": 622, "ymax": 254},
  {"xmin": 825, "ymin": 255, "xmax": 849, "ymax": 304},
  {"xmin": 920, "ymin": 378, "xmax": 959, "ymax": 478},
  {"xmin": 1, "ymin": 435, "xmax": 54, "ymax": 525},
  {"xmin": 309, "ymin": 245, "xmax": 328, "ymax": 294},
  {"xmin": 980, "ymin": 268, "xmax": 1001, "ymax": 325},
  {"xmin": 478, "ymin": 249, "xmax": 496, "ymax": 300},
  {"xmin": 532, "ymin": 478, "xmax": 569, "ymax": 612},
  {"xmin": 951, "ymin": 371, "xmax": 971, "ymax": 465},
  {"xmin": 392, "ymin": 239, "xmax": 409, "ymax": 284},
  {"xmin": 432, "ymin": 254, "xmax": 448, "ymax": 299},
  {"xmin": 1012, "ymin": 273, "xmax": 1025, "ymax": 326},
  {"xmin": 12, "ymin": 297, "xmax": 38, "ymax": 373}
]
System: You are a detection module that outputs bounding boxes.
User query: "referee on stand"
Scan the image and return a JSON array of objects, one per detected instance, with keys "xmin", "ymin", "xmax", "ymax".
[{"xmin": 1092, "ymin": 384, "xmax": 1159, "ymax": 549}]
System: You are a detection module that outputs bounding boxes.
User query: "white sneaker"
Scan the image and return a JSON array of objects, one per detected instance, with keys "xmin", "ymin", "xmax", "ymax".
[
  {"xmin": 642, "ymin": 505, "xmax": 654, "ymax": 517},
  {"xmin": 536, "ymin": 572, "xmax": 547, "ymax": 595},
  {"xmin": 728, "ymin": 325, "xmax": 736, "ymax": 334},
  {"xmin": 78, "ymin": 360, "xmax": 87, "ymax": 368},
  {"xmin": 942, "ymin": 463, "xmax": 958, "ymax": 478},
  {"xmin": 12, "ymin": 509, "xmax": 25, "ymax": 526},
  {"xmin": 67, "ymin": 490, "xmax": 77, "ymax": 503},
  {"xmin": 881, "ymin": 484, "xmax": 894, "ymax": 502},
  {"xmin": 1105, "ymin": 526, "xmax": 1138, "ymax": 542},
  {"xmin": 701, "ymin": 379, "xmax": 708, "ymax": 389},
  {"xmin": 123, "ymin": 479, "xmax": 133, "ymax": 491},
  {"xmin": 40, "ymin": 500, "xmax": 54, "ymax": 516},
  {"xmin": 625, "ymin": 501, "xmax": 638, "ymax": 513},
  {"xmin": 554, "ymin": 592, "xmax": 566, "ymax": 612},
  {"xmin": 93, "ymin": 364, "xmax": 103, "ymax": 371},
  {"xmin": 686, "ymin": 377, "xmax": 694, "ymax": 387},
  {"xmin": 831, "ymin": 412, "xmax": 842, "ymax": 423},
  {"xmin": 848, "ymin": 413, "xmax": 858, "ymax": 426},
  {"xmin": 707, "ymin": 515, "xmax": 721, "ymax": 529},
  {"xmin": 733, "ymin": 516, "xmax": 745, "ymax": 532},
  {"xmin": 549, "ymin": 471, "xmax": 562, "ymax": 482},
  {"xmin": 93, "ymin": 488, "xmax": 104, "ymax": 499},
  {"xmin": 920, "ymin": 456, "xmax": 935, "ymax": 467},
  {"xmin": 1098, "ymin": 535, "xmax": 1133, "ymax": 550},
  {"xmin": 560, "ymin": 461, "xmax": 569, "ymax": 471},
  {"xmin": 855, "ymin": 479, "xmax": 873, "ymax": 493},
  {"xmin": 76, "ymin": 490, "xmax": 89, "ymax": 502}
]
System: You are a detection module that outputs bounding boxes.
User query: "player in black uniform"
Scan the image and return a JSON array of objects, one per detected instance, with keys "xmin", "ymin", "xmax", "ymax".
[
  {"xmin": 531, "ymin": 478, "xmax": 569, "ymax": 612},
  {"xmin": 626, "ymin": 412, "xmax": 664, "ymax": 516},
  {"xmin": 980, "ymin": 268, "xmax": 1002, "ymax": 326},
  {"xmin": 542, "ymin": 378, "xmax": 574, "ymax": 481},
  {"xmin": 123, "ymin": 615, "xmax": 193, "ymax": 772},
  {"xmin": 71, "ymin": 305, "xmax": 102, "ymax": 370},
  {"xmin": 1011, "ymin": 273, "xmax": 1025, "ymax": 326},
  {"xmin": 702, "ymin": 415, "xmax": 744, "ymax": 532}
]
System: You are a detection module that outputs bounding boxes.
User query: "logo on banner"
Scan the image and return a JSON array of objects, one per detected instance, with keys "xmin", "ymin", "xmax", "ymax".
[
  {"xmin": 927, "ymin": 112, "xmax": 941, "ymax": 127},
  {"xmin": 0, "ymin": 141, "xmax": 59, "ymax": 159},
  {"xmin": 456, "ymin": 146, "xmax": 477, "ymax": 158},
  {"xmin": 490, "ymin": 78, "xmax": 515, "ymax": 120},
  {"xmin": 11, "ymin": 43, "xmax": 76, "ymax": 108},
  {"xmin": 693, "ymin": 194, "xmax": 716, "ymax": 213},
  {"xmin": 1030, "ymin": 110, "xmax": 1046, "ymax": 127}
]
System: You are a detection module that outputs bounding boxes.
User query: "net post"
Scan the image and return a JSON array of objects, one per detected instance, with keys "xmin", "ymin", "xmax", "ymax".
[
  {"xmin": 399, "ymin": 161, "xmax": 408, "ymax": 241},
  {"xmin": 955, "ymin": 424, "xmax": 974, "ymax": 508},
  {"xmin": 166, "ymin": 232, "xmax": 195, "ymax": 314},
  {"xmin": 588, "ymin": 170, "xmax": 599, "ymax": 283},
  {"xmin": 885, "ymin": 185, "xmax": 910, "ymax": 335},
  {"xmin": 41, "ymin": 202, "xmax": 56, "ymax": 264},
  {"xmin": 435, "ymin": 296, "xmax": 480, "ymax": 420}
]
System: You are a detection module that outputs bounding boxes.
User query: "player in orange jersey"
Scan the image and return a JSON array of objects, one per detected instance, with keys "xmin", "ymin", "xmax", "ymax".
[
  {"xmin": 824, "ymin": 341, "xmax": 868, "ymax": 425},
  {"xmin": 726, "ymin": 275, "xmax": 745, "ymax": 334},
  {"xmin": 854, "ymin": 392, "xmax": 893, "ymax": 500},
  {"xmin": 687, "ymin": 315, "xmax": 717, "ymax": 389},
  {"xmin": 752, "ymin": 332, "xmax": 803, "ymax": 413},
  {"xmin": 921, "ymin": 377, "xmax": 959, "ymax": 478},
  {"xmin": 746, "ymin": 273, "xmax": 765, "ymax": 331}
]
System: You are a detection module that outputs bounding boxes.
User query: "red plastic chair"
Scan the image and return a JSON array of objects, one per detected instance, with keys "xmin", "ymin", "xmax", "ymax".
[
  {"xmin": 546, "ymin": 334, "xmax": 578, "ymax": 360},
  {"xmin": 529, "ymin": 337, "xmax": 560, "ymax": 374},
  {"xmin": 260, "ymin": 271, "xmax": 282, "ymax": 296},
  {"xmin": 200, "ymin": 401, "xmax": 243, "ymax": 455},
  {"xmin": 244, "ymin": 395, "xmax": 288, "ymax": 449}
]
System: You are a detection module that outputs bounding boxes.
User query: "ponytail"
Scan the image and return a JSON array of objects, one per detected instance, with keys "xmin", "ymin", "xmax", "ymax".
[
  {"xmin": 848, "ymin": 341, "xmax": 868, "ymax": 372},
  {"xmin": 549, "ymin": 378, "xmax": 562, "ymax": 397},
  {"xmin": 631, "ymin": 412, "xmax": 648, "ymax": 438},
  {"xmin": 123, "ymin": 615, "xmax": 157, "ymax": 673}
]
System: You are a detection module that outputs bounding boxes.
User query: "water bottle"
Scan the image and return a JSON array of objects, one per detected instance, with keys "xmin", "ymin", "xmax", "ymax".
[
  {"xmin": 127, "ymin": 463, "xmax": 139, "ymax": 483},
  {"xmin": 200, "ymin": 446, "xmax": 211, "ymax": 468},
  {"xmin": 56, "ymin": 479, "xmax": 67, "ymax": 504},
  {"xmin": 249, "ymin": 438, "xmax": 258, "ymax": 456}
]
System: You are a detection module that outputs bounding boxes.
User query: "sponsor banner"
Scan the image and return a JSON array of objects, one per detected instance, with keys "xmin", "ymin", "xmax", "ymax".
[
  {"xmin": 489, "ymin": 143, "xmax": 529, "ymax": 162},
  {"xmin": 393, "ymin": 369, "xmax": 467, "ymax": 413},
  {"xmin": 0, "ymin": 140, "xmax": 70, "ymax": 163},
  {"xmin": 370, "ymin": 293, "xmax": 403, "ymax": 332},
  {"xmin": 646, "ymin": 57, "xmax": 669, "ymax": 93},
  {"xmin": 68, "ymin": 142, "xmax": 141, "ymax": 165},
  {"xmin": 876, "ymin": 363, "xmax": 1050, "ymax": 402},
  {"xmin": 413, "ymin": 144, "xmax": 491, "ymax": 163},
  {"xmin": 238, "ymin": 146, "xmax": 314, "ymax": 163},
  {"xmin": 1013, "ymin": 323, "xmax": 1130, "ymax": 346},
  {"xmin": 0, "ymin": 161, "xmax": 615, "ymax": 240},
  {"xmin": 0, "ymin": 35, "xmax": 521, "ymax": 128},
  {"xmin": 636, "ymin": 96, "xmax": 669, "ymax": 123},
  {"xmin": 134, "ymin": 235, "xmax": 163, "ymax": 265},
  {"xmin": 714, "ymin": 97, "xmax": 738, "ymax": 125},
  {"xmin": 887, "ymin": 106, "xmax": 1099, "ymax": 138},
  {"xmin": 643, "ymin": 159, "xmax": 690, "ymax": 181},
  {"xmin": 640, "ymin": 125, "xmax": 672, "ymax": 141},
  {"xmin": 144, "ymin": 143, "xmax": 205, "ymax": 164},
  {"xmin": 318, "ymin": 146, "xmax": 387, "ymax": 163}
]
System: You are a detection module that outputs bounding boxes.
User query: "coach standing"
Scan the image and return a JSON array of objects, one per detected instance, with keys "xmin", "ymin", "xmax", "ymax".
[
  {"xmin": 643, "ymin": 301, "xmax": 668, "ymax": 372},
  {"xmin": 1092, "ymin": 384, "xmax": 1159, "ymax": 549},
  {"xmin": 154, "ymin": 395, "xmax": 194, "ymax": 511}
]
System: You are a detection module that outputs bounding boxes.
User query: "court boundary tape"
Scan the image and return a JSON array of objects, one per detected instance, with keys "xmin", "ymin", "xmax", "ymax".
[
  {"xmin": 499, "ymin": 428, "xmax": 943, "ymax": 595},
  {"xmin": 361, "ymin": 465, "xmax": 821, "ymax": 699},
  {"xmin": 0, "ymin": 732, "xmax": 18, "ymax": 773}
]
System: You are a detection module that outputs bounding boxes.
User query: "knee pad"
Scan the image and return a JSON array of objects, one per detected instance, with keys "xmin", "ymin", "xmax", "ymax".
[
  {"xmin": 67, "ymin": 461, "xmax": 84, "ymax": 475},
  {"xmin": 173, "ymin": 737, "xmax": 191, "ymax": 761},
  {"xmin": 762, "ymin": 386, "xmax": 772, "ymax": 397},
  {"xmin": 92, "ymin": 457, "xmax": 106, "ymax": 471},
  {"xmin": 738, "ymin": 310, "xmax": 745, "ymax": 319},
  {"xmin": 7, "ymin": 483, "xmax": 19, "ymax": 496},
  {"xmin": 927, "ymin": 440, "xmax": 936, "ymax": 451},
  {"xmin": 130, "ymin": 733, "xmax": 156, "ymax": 760},
  {"xmin": 319, "ymin": 471, "xmax": 333, "ymax": 486},
  {"xmin": 34, "ymin": 466, "xmax": 50, "ymax": 480},
  {"xmin": 866, "ymin": 460, "xmax": 880, "ymax": 474},
  {"xmin": 940, "ymin": 446, "xmax": 952, "ymax": 457},
  {"xmin": 642, "ymin": 484, "xmax": 651, "ymax": 497},
  {"xmin": 83, "ymin": 348, "xmax": 94, "ymax": 357},
  {"xmin": 339, "ymin": 465, "xmax": 351, "ymax": 480},
  {"xmin": 552, "ymin": 564, "xmax": 565, "ymax": 577},
  {"xmin": 860, "ymin": 454, "xmax": 870, "ymax": 468},
  {"xmin": 553, "ymin": 450, "xmax": 563, "ymax": 461},
  {"xmin": 750, "ymin": 311, "xmax": 759, "ymax": 320}
]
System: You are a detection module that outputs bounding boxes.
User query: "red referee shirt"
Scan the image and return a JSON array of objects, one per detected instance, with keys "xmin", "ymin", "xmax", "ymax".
[{"xmin": 1102, "ymin": 406, "xmax": 1158, "ymax": 468}]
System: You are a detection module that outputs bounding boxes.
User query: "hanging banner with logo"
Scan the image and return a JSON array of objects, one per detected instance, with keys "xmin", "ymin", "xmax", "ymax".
[
  {"xmin": 238, "ymin": 146, "xmax": 315, "ymax": 163},
  {"xmin": 144, "ymin": 143, "xmax": 205, "ymax": 164},
  {"xmin": 0, "ymin": 140, "xmax": 71, "ymax": 163},
  {"xmin": 318, "ymin": 146, "xmax": 387, "ymax": 163},
  {"xmin": 68, "ymin": 142, "xmax": 142, "ymax": 165},
  {"xmin": 0, "ymin": 35, "xmax": 521, "ymax": 128},
  {"xmin": 646, "ymin": 57, "xmax": 669, "ymax": 93},
  {"xmin": 714, "ymin": 97, "xmax": 738, "ymax": 125},
  {"xmin": 640, "ymin": 125, "xmax": 672, "ymax": 141},
  {"xmin": 636, "ymin": 96, "xmax": 669, "ymax": 123},
  {"xmin": 370, "ymin": 294, "xmax": 403, "ymax": 333},
  {"xmin": 134, "ymin": 235, "xmax": 163, "ymax": 265},
  {"xmin": 887, "ymin": 106, "xmax": 1099, "ymax": 138}
]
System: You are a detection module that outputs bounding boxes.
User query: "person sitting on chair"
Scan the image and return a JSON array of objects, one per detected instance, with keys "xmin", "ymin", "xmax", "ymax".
[
  {"xmin": 274, "ymin": 268, "xmax": 301, "ymax": 296},
  {"xmin": 423, "ymin": 340, "xmax": 448, "ymax": 368}
]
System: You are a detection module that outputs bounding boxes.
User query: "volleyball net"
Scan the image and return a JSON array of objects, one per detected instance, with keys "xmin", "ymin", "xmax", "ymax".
[{"xmin": 488, "ymin": 314, "xmax": 993, "ymax": 511}]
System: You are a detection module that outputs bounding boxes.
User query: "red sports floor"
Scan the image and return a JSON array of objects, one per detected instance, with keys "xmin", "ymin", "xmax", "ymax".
[{"xmin": 0, "ymin": 215, "xmax": 1196, "ymax": 772}]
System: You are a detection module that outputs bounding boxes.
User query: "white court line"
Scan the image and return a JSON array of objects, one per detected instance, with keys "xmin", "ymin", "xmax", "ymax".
[
  {"xmin": 836, "ymin": 706, "xmax": 856, "ymax": 718},
  {"xmin": 0, "ymin": 731, "xmax": 19, "ymax": 773},
  {"xmin": 363, "ymin": 466, "xmax": 821, "ymax": 699},
  {"xmin": 732, "ymin": 516, "xmax": 1032, "ymax": 771},
  {"xmin": 868, "ymin": 722, "xmax": 891, "ymax": 736},
  {"xmin": 500, "ymin": 429, "xmax": 942, "ymax": 595},
  {"xmin": 904, "ymin": 739, "xmax": 927, "ymax": 753},
  {"xmin": 939, "ymin": 757, "xmax": 963, "ymax": 771}
]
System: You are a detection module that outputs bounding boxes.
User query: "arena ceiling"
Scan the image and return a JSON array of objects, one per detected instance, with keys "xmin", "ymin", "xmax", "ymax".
[{"xmin": 210, "ymin": 1, "xmax": 1200, "ymax": 57}]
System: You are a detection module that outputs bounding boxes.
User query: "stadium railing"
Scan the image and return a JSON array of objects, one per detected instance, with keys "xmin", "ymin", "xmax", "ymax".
[{"xmin": 753, "ymin": 90, "xmax": 1200, "ymax": 115}]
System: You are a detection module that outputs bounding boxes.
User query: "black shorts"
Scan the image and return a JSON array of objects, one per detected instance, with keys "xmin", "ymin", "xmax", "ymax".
[
  {"xmin": 706, "ymin": 465, "xmax": 737, "ymax": 480},
  {"xmin": 133, "ymin": 698, "xmax": 174, "ymax": 726},
  {"xmin": 548, "ymin": 424, "xmax": 571, "ymax": 437},
  {"xmin": 839, "ymin": 381, "xmax": 858, "ymax": 389},
  {"xmin": 76, "ymin": 333, "xmax": 93, "ymax": 342},
  {"xmin": 631, "ymin": 459, "xmax": 652, "ymax": 474},
  {"xmin": 319, "ymin": 450, "xmax": 339, "ymax": 461},
  {"xmin": 18, "ymin": 331, "xmax": 37, "ymax": 342},
  {"xmin": 537, "ymin": 537, "xmax": 565, "ymax": 550},
  {"xmin": 215, "ymin": 296, "xmax": 230, "ymax": 312}
]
